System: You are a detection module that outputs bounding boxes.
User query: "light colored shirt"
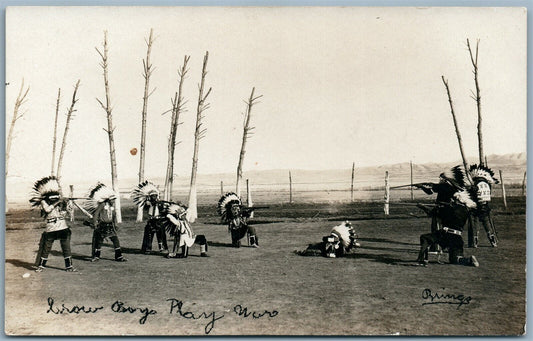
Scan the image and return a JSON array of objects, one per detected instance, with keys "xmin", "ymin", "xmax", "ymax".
[
  {"xmin": 147, "ymin": 201, "xmax": 159, "ymax": 217},
  {"xmin": 41, "ymin": 201, "xmax": 69, "ymax": 233},
  {"xmin": 93, "ymin": 202, "xmax": 115, "ymax": 226},
  {"xmin": 476, "ymin": 181, "xmax": 491, "ymax": 203},
  {"xmin": 167, "ymin": 214, "xmax": 196, "ymax": 247}
]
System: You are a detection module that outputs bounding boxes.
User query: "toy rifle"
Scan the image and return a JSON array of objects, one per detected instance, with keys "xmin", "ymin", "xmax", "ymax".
[
  {"xmin": 390, "ymin": 182, "xmax": 434, "ymax": 195},
  {"xmin": 71, "ymin": 201, "xmax": 93, "ymax": 219},
  {"xmin": 390, "ymin": 182, "xmax": 433, "ymax": 190},
  {"xmin": 241, "ymin": 206, "xmax": 270, "ymax": 214},
  {"xmin": 241, "ymin": 205, "xmax": 270, "ymax": 210}
]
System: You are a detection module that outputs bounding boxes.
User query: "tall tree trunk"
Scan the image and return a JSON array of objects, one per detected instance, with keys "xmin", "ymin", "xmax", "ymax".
[
  {"xmin": 187, "ymin": 51, "xmax": 211, "ymax": 223},
  {"xmin": 137, "ymin": 28, "xmax": 155, "ymax": 222},
  {"xmin": 6, "ymin": 79, "xmax": 30, "ymax": 213},
  {"xmin": 236, "ymin": 87, "xmax": 262, "ymax": 197},
  {"xmin": 56, "ymin": 80, "xmax": 80, "ymax": 189},
  {"xmin": 6, "ymin": 79, "xmax": 29, "ymax": 178},
  {"xmin": 164, "ymin": 134, "xmax": 173, "ymax": 201},
  {"xmin": 96, "ymin": 31, "xmax": 122, "ymax": 223},
  {"xmin": 164, "ymin": 55, "xmax": 190, "ymax": 201},
  {"xmin": 441, "ymin": 76, "xmax": 472, "ymax": 184},
  {"xmin": 467, "ymin": 39, "xmax": 484, "ymax": 166},
  {"xmin": 51, "ymin": 88, "xmax": 61, "ymax": 176}
]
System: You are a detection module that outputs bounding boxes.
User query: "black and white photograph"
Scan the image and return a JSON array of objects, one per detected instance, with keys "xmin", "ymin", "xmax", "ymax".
[{"xmin": 4, "ymin": 5, "xmax": 527, "ymax": 336}]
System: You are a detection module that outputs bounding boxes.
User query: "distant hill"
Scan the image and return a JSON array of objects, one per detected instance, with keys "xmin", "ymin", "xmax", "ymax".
[{"xmin": 6, "ymin": 153, "xmax": 526, "ymax": 204}]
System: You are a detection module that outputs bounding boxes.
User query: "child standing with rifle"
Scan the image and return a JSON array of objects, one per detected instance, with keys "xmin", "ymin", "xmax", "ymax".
[
  {"xmin": 30, "ymin": 176, "xmax": 77, "ymax": 272},
  {"xmin": 468, "ymin": 164, "xmax": 499, "ymax": 247},
  {"xmin": 85, "ymin": 183, "xmax": 127, "ymax": 262}
]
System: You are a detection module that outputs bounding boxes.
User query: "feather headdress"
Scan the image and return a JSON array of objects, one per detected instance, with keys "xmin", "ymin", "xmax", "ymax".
[
  {"xmin": 441, "ymin": 165, "xmax": 467, "ymax": 189},
  {"xmin": 29, "ymin": 176, "xmax": 61, "ymax": 207},
  {"xmin": 130, "ymin": 181, "xmax": 159, "ymax": 207},
  {"xmin": 469, "ymin": 164, "xmax": 499, "ymax": 185},
  {"xmin": 167, "ymin": 202, "xmax": 188, "ymax": 216},
  {"xmin": 453, "ymin": 190, "xmax": 477, "ymax": 209},
  {"xmin": 160, "ymin": 201, "xmax": 189, "ymax": 235},
  {"xmin": 217, "ymin": 192, "xmax": 241, "ymax": 223},
  {"xmin": 84, "ymin": 182, "xmax": 117, "ymax": 214},
  {"xmin": 331, "ymin": 221, "xmax": 355, "ymax": 248}
]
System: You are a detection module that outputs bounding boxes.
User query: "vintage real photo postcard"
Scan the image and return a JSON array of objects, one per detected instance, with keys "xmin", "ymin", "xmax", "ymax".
[{"xmin": 4, "ymin": 6, "xmax": 526, "ymax": 336}]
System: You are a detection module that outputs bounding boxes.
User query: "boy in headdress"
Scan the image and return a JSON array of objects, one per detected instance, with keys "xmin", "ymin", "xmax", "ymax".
[
  {"xmin": 295, "ymin": 221, "xmax": 360, "ymax": 258},
  {"xmin": 217, "ymin": 192, "xmax": 259, "ymax": 248},
  {"xmin": 85, "ymin": 183, "xmax": 126, "ymax": 262},
  {"xmin": 30, "ymin": 176, "xmax": 77, "ymax": 272},
  {"xmin": 468, "ymin": 164, "xmax": 499, "ymax": 247},
  {"xmin": 131, "ymin": 181, "xmax": 168, "ymax": 254},
  {"xmin": 416, "ymin": 166, "xmax": 469, "ymax": 252},
  {"xmin": 323, "ymin": 221, "xmax": 360, "ymax": 258},
  {"xmin": 415, "ymin": 167, "xmax": 479, "ymax": 266},
  {"xmin": 163, "ymin": 202, "xmax": 209, "ymax": 258}
]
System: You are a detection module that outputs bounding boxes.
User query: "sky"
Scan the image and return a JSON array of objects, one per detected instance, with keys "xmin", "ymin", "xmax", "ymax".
[{"xmin": 5, "ymin": 6, "xmax": 527, "ymax": 186}]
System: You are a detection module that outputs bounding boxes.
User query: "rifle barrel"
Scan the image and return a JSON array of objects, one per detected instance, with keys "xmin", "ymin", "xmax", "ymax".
[
  {"xmin": 390, "ymin": 183, "xmax": 432, "ymax": 190},
  {"xmin": 390, "ymin": 184, "xmax": 415, "ymax": 189}
]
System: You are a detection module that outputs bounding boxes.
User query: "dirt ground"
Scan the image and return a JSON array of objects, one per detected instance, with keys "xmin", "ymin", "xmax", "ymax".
[{"xmin": 4, "ymin": 198, "xmax": 526, "ymax": 336}]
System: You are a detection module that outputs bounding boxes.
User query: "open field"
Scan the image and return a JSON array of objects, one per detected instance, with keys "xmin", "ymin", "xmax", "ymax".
[
  {"xmin": 5, "ymin": 152, "xmax": 526, "ymax": 206},
  {"xmin": 4, "ymin": 198, "xmax": 526, "ymax": 335}
]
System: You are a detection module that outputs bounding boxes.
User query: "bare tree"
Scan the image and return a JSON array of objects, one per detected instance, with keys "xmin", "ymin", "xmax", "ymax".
[
  {"xmin": 56, "ymin": 81, "xmax": 80, "ymax": 185},
  {"xmin": 236, "ymin": 87, "xmax": 262, "ymax": 197},
  {"xmin": 164, "ymin": 55, "xmax": 190, "ymax": 201},
  {"xmin": 187, "ymin": 51, "xmax": 212, "ymax": 223},
  {"xmin": 6, "ymin": 79, "xmax": 29, "ymax": 179},
  {"xmin": 51, "ymin": 88, "xmax": 61, "ymax": 176},
  {"xmin": 6, "ymin": 79, "xmax": 29, "ymax": 212},
  {"xmin": 137, "ymin": 28, "xmax": 156, "ymax": 222},
  {"xmin": 467, "ymin": 38, "xmax": 485, "ymax": 166},
  {"xmin": 441, "ymin": 76, "xmax": 472, "ymax": 184},
  {"xmin": 96, "ymin": 31, "xmax": 122, "ymax": 223}
]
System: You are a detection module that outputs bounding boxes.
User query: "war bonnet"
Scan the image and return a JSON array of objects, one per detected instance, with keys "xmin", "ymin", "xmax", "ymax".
[{"xmin": 29, "ymin": 176, "xmax": 61, "ymax": 207}]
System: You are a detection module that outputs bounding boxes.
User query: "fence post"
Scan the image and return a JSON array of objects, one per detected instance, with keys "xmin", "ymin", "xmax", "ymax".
[
  {"xmin": 289, "ymin": 171, "xmax": 293, "ymax": 204},
  {"xmin": 410, "ymin": 160, "xmax": 414, "ymax": 200},
  {"xmin": 522, "ymin": 171, "xmax": 527, "ymax": 197},
  {"xmin": 220, "ymin": 181, "xmax": 224, "ymax": 196},
  {"xmin": 351, "ymin": 162, "xmax": 355, "ymax": 202},
  {"xmin": 69, "ymin": 185, "xmax": 75, "ymax": 222},
  {"xmin": 384, "ymin": 171, "xmax": 390, "ymax": 215},
  {"xmin": 247, "ymin": 179, "xmax": 254, "ymax": 218},
  {"xmin": 499, "ymin": 170, "xmax": 507, "ymax": 210}
]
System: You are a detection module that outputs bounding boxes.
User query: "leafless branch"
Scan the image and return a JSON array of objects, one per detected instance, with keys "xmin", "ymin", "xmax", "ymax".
[
  {"xmin": 95, "ymin": 47, "xmax": 105, "ymax": 61},
  {"xmin": 96, "ymin": 30, "xmax": 122, "ymax": 222},
  {"xmin": 56, "ymin": 79, "xmax": 81, "ymax": 181},
  {"xmin": 441, "ymin": 76, "xmax": 471, "ymax": 184},
  {"xmin": 96, "ymin": 98, "xmax": 106, "ymax": 111}
]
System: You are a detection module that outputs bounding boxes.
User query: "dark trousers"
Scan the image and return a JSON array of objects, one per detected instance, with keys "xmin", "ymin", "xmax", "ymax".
[
  {"xmin": 171, "ymin": 234, "xmax": 208, "ymax": 257},
  {"xmin": 92, "ymin": 229, "xmax": 122, "ymax": 259},
  {"xmin": 230, "ymin": 224, "xmax": 257, "ymax": 246},
  {"xmin": 473, "ymin": 204, "xmax": 493, "ymax": 236},
  {"xmin": 37, "ymin": 228, "xmax": 72, "ymax": 262},
  {"xmin": 141, "ymin": 219, "xmax": 168, "ymax": 252},
  {"xmin": 418, "ymin": 230, "xmax": 464, "ymax": 264}
]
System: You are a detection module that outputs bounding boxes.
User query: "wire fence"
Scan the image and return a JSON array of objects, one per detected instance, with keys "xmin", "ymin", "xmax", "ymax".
[{"xmin": 7, "ymin": 167, "xmax": 526, "ymax": 208}]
